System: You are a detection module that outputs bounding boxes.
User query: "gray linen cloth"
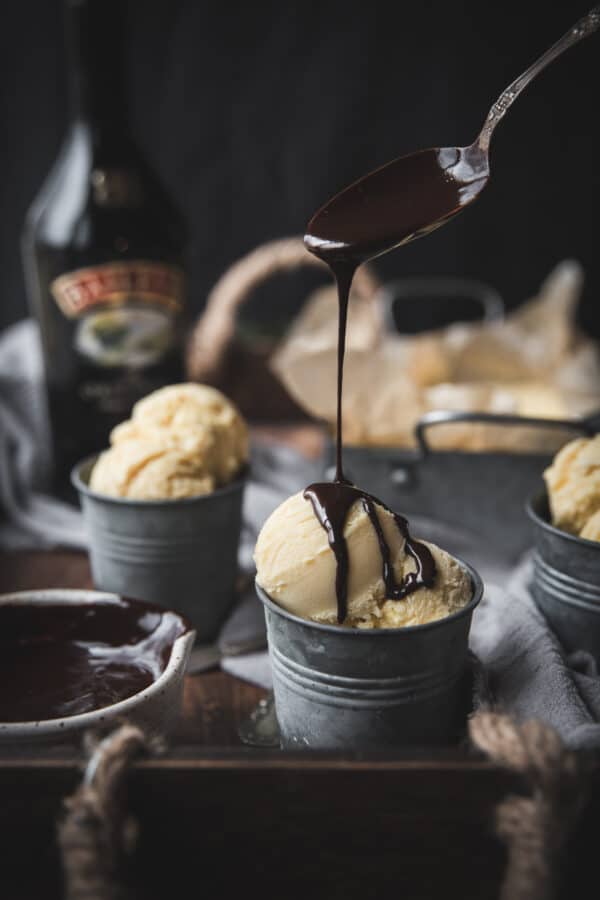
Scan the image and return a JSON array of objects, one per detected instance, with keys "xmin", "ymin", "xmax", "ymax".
[{"xmin": 2, "ymin": 319, "xmax": 600, "ymax": 750}]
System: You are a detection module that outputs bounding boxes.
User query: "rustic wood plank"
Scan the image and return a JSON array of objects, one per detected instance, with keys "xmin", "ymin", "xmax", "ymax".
[
  {"xmin": 176, "ymin": 670, "xmax": 266, "ymax": 746},
  {"xmin": 0, "ymin": 550, "xmax": 92, "ymax": 592},
  {"xmin": 1, "ymin": 761, "xmax": 599, "ymax": 900}
]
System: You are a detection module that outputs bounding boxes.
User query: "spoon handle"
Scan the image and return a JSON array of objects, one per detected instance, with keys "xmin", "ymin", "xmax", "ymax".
[{"xmin": 476, "ymin": 6, "xmax": 600, "ymax": 152}]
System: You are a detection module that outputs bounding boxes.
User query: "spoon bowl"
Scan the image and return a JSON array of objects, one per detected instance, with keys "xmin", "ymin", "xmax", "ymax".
[{"xmin": 306, "ymin": 144, "xmax": 489, "ymax": 264}]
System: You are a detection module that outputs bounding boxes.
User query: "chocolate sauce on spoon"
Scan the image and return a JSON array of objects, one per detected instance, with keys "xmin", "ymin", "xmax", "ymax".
[{"xmin": 303, "ymin": 7, "xmax": 600, "ymax": 623}]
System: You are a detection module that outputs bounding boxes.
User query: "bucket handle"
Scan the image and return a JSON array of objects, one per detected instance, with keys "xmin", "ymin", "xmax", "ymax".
[
  {"xmin": 414, "ymin": 410, "xmax": 598, "ymax": 458},
  {"xmin": 376, "ymin": 275, "xmax": 505, "ymax": 334}
]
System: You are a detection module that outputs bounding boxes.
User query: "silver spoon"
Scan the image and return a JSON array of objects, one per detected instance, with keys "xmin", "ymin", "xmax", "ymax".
[{"xmin": 305, "ymin": 6, "xmax": 600, "ymax": 264}]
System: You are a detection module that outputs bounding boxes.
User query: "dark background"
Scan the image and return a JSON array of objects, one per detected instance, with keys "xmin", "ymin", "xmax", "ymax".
[{"xmin": 1, "ymin": 0, "xmax": 599, "ymax": 335}]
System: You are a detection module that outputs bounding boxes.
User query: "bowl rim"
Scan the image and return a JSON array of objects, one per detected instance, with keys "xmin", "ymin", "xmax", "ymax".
[
  {"xmin": 71, "ymin": 453, "xmax": 248, "ymax": 508},
  {"xmin": 0, "ymin": 589, "xmax": 196, "ymax": 736},
  {"xmin": 255, "ymin": 555, "xmax": 483, "ymax": 636},
  {"xmin": 526, "ymin": 489, "xmax": 600, "ymax": 552}
]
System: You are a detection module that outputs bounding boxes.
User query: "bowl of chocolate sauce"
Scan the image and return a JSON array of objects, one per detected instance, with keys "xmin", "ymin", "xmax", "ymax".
[{"xmin": 0, "ymin": 589, "xmax": 195, "ymax": 743}]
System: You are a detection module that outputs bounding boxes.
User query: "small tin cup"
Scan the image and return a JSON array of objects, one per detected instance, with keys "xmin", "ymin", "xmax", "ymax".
[
  {"xmin": 72, "ymin": 455, "xmax": 246, "ymax": 642},
  {"xmin": 527, "ymin": 490, "xmax": 600, "ymax": 664},
  {"xmin": 256, "ymin": 558, "xmax": 482, "ymax": 750}
]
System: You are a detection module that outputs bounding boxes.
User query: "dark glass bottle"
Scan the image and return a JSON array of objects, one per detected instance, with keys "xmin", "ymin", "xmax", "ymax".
[{"xmin": 22, "ymin": 0, "xmax": 187, "ymax": 488}]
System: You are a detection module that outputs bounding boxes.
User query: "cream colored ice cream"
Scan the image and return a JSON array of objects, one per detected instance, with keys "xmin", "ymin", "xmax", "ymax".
[
  {"xmin": 254, "ymin": 490, "xmax": 471, "ymax": 628},
  {"xmin": 544, "ymin": 434, "xmax": 600, "ymax": 540},
  {"xmin": 90, "ymin": 383, "xmax": 248, "ymax": 500}
]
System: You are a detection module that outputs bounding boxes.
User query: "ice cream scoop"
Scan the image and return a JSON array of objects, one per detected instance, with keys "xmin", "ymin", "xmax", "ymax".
[
  {"xmin": 90, "ymin": 383, "xmax": 248, "ymax": 499},
  {"xmin": 254, "ymin": 489, "xmax": 471, "ymax": 628},
  {"xmin": 544, "ymin": 434, "xmax": 600, "ymax": 540}
]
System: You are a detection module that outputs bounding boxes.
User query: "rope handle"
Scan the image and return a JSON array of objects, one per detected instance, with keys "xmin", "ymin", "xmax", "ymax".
[
  {"xmin": 55, "ymin": 711, "xmax": 589, "ymax": 900},
  {"xmin": 469, "ymin": 711, "xmax": 590, "ymax": 900},
  {"xmin": 58, "ymin": 723, "xmax": 162, "ymax": 900},
  {"xmin": 185, "ymin": 235, "xmax": 382, "ymax": 383}
]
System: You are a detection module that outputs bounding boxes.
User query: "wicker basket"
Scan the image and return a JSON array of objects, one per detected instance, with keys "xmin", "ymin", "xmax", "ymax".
[{"xmin": 185, "ymin": 236, "xmax": 380, "ymax": 420}]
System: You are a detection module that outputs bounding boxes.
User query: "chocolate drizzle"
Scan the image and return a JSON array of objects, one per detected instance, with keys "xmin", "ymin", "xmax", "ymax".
[
  {"xmin": 332, "ymin": 262, "xmax": 357, "ymax": 479},
  {"xmin": 301, "ymin": 144, "xmax": 485, "ymax": 623},
  {"xmin": 302, "ymin": 261, "xmax": 435, "ymax": 624},
  {"xmin": 303, "ymin": 482, "xmax": 435, "ymax": 624}
]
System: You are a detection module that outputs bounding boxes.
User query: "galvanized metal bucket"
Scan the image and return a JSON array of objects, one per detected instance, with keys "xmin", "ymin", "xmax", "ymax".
[
  {"xmin": 256, "ymin": 559, "xmax": 483, "ymax": 750},
  {"xmin": 329, "ymin": 411, "xmax": 594, "ymax": 564},
  {"xmin": 72, "ymin": 456, "xmax": 246, "ymax": 642},
  {"xmin": 528, "ymin": 491, "xmax": 600, "ymax": 664}
]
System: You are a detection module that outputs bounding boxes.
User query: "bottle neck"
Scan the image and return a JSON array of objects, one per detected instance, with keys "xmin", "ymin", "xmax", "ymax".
[{"xmin": 65, "ymin": 0, "xmax": 130, "ymax": 140}]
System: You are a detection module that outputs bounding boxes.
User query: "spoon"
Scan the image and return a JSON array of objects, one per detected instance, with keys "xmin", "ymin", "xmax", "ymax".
[{"xmin": 305, "ymin": 6, "xmax": 600, "ymax": 265}]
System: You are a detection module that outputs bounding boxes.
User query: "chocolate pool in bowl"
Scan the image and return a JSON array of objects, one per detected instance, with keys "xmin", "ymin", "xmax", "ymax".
[
  {"xmin": 0, "ymin": 589, "xmax": 195, "ymax": 743},
  {"xmin": 528, "ymin": 491, "xmax": 600, "ymax": 665},
  {"xmin": 256, "ymin": 558, "xmax": 482, "ymax": 751},
  {"xmin": 72, "ymin": 455, "xmax": 246, "ymax": 642}
]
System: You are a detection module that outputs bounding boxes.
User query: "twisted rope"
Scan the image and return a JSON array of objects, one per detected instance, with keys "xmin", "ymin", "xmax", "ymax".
[
  {"xmin": 58, "ymin": 724, "xmax": 160, "ymax": 900},
  {"xmin": 469, "ymin": 712, "xmax": 589, "ymax": 900},
  {"xmin": 185, "ymin": 235, "xmax": 381, "ymax": 382}
]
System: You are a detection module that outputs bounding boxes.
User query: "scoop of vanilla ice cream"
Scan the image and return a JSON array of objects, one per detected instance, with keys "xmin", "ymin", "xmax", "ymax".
[
  {"xmin": 90, "ymin": 383, "xmax": 248, "ymax": 499},
  {"xmin": 544, "ymin": 435, "xmax": 600, "ymax": 539},
  {"xmin": 254, "ymin": 490, "xmax": 471, "ymax": 627}
]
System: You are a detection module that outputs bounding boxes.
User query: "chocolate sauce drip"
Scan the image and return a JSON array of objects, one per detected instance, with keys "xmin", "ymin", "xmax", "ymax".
[
  {"xmin": 333, "ymin": 262, "xmax": 357, "ymax": 481},
  {"xmin": 0, "ymin": 596, "xmax": 188, "ymax": 722},
  {"xmin": 300, "ymin": 143, "xmax": 483, "ymax": 622},
  {"xmin": 304, "ymin": 482, "xmax": 435, "ymax": 624},
  {"xmin": 306, "ymin": 146, "xmax": 486, "ymax": 484}
]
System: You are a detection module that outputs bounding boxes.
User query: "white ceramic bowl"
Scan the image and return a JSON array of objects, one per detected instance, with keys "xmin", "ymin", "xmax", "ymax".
[{"xmin": 0, "ymin": 589, "xmax": 195, "ymax": 744}]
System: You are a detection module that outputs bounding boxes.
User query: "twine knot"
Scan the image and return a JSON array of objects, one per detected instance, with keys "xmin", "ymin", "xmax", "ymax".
[
  {"xmin": 58, "ymin": 723, "xmax": 161, "ymax": 900},
  {"xmin": 469, "ymin": 712, "xmax": 589, "ymax": 900}
]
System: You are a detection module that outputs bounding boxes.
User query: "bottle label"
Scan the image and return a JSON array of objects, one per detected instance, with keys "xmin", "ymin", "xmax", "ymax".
[
  {"xmin": 50, "ymin": 260, "xmax": 184, "ymax": 370},
  {"xmin": 51, "ymin": 260, "xmax": 183, "ymax": 317}
]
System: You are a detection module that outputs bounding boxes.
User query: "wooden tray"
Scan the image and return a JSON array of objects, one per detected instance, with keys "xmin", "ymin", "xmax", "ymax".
[{"xmin": 1, "ymin": 547, "xmax": 598, "ymax": 900}]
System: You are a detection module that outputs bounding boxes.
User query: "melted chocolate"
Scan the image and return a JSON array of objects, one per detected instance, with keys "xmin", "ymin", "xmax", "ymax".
[
  {"xmin": 333, "ymin": 262, "xmax": 356, "ymax": 479},
  {"xmin": 305, "ymin": 145, "xmax": 488, "ymax": 265},
  {"xmin": 301, "ymin": 142, "xmax": 488, "ymax": 622},
  {"xmin": 0, "ymin": 596, "xmax": 188, "ymax": 722},
  {"xmin": 304, "ymin": 482, "xmax": 435, "ymax": 623}
]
